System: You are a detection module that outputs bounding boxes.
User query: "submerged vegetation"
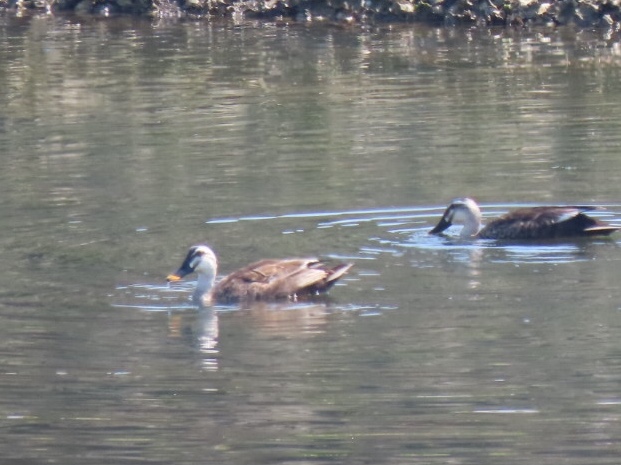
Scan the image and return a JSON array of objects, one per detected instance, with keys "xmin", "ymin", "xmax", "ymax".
[{"xmin": 1, "ymin": 0, "xmax": 621, "ymax": 27}]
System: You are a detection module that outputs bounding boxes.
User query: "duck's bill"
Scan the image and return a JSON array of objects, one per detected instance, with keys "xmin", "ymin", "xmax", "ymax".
[
  {"xmin": 429, "ymin": 217, "xmax": 451, "ymax": 235},
  {"xmin": 166, "ymin": 273, "xmax": 183, "ymax": 282}
]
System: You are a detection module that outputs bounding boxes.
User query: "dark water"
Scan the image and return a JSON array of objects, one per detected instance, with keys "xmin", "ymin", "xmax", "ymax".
[{"xmin": 2, "ymin": 14, "xmax": 621, "ymax": 464}]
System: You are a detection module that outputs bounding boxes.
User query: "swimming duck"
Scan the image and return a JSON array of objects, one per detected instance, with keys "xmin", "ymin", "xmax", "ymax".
[
  {"xmin": 166, "ymin": 244, "xmax": 353, "ymax": 305},
  {"xmin": 429, "ymin": 197, "xmax": 619, "ymax": 240}
]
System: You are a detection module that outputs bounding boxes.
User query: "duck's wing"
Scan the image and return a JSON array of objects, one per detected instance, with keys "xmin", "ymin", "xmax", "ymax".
[
  {"xmin": 213, "ymin": 258, "xmax": 353, "ymax": 303},
  {"xmin": 480, "ymin": 206, "xmax": 618, "ymax": 239}
]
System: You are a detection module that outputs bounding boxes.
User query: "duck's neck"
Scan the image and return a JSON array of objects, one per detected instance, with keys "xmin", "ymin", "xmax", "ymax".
[
  {"xmin": 459, "ymin": 214, "xmax": 482, "ymax": 237},
  {"xmin": 194, "ymin": 272, "xmax": 216, "ymax": 304}
]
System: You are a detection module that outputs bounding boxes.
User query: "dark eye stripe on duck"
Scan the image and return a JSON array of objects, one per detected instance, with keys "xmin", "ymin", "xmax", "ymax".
[
  {"xmin": 166, "ymin": 244, "xmax": 353, "ymax": 305},
  {"xmin": 189, "ymin": 255, "xmax": 202, "ymax": 270},
  {"xmin": 430, "ymin": 198, "xmax": 619, "ymax": 240}
]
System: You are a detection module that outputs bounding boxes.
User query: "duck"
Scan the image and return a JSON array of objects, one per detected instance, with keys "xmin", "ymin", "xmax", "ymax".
[
  {"xmin": 166, "ymin": 244, "xmax": 353, "ymax": 305},
  {"xmin": 429, "ymin": 197, "xmax": 619, "ymax": 240}
]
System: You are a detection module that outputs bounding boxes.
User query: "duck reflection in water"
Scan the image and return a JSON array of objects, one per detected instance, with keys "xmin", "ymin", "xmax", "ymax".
[
  {"xmin": 429, "ymin": 198, "xmax": 619, "ymax": 240},
  {"xmin": 166, "ymin": 244, "xmax": 353, "ymax": 306},
  {"xmin": 166, "ymin": 308, "xmax": 220, "ymax": 371}
]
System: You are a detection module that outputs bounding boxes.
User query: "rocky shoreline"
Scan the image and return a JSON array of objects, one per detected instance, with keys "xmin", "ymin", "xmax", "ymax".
[{"xmin": 2, "ymin": 0, "xmax": 621, "ymax": 28}]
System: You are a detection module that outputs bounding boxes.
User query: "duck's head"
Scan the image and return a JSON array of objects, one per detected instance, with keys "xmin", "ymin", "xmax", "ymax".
[
  {"xmin": 166, "ymin": 244, "xmax": 218, "ymax": 282},
  {"xmin": 429, "ymin": 197, "xmax": 482, "ymax": 237}
]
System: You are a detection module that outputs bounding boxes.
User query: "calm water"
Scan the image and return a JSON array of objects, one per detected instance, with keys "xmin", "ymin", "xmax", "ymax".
[{"xmin": 2, "ymin": 14, "xmax": 621, "ymax": 464}]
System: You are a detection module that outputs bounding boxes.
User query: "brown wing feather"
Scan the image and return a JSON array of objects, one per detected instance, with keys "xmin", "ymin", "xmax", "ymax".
[
  {"xmin": 213, "ymin": 258, "xmax": 351, "ymax": 303},
  {"xmin": 225, "ymin": 259, "xmax": 312, "ymax": 284},
  {"xmin": 481, "ymin": 206, "xmax": 617, "ymax": 239},
  {"xmin": 262, "ymin": 267, "xmax": 329, "ymax": 298},
  {"xmin": 498, "ymin": 206, "xmax": 583, "ymax": 222}
]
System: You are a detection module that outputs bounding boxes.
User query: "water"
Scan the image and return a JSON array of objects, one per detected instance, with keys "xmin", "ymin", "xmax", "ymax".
[{"xmin": 2, "ymin": 14, "xmax": 621, "ymax": 464}]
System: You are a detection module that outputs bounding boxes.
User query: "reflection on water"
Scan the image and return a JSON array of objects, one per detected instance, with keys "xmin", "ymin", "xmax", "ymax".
[{"xmin": 3, "ymin": 15, "xmax": 621, "ymax": 465}]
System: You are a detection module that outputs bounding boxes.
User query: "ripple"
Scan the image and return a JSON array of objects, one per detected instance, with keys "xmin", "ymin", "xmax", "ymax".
[{"xmin": 272, "ymin": 202, "xmax": 621, "ymax": 266}]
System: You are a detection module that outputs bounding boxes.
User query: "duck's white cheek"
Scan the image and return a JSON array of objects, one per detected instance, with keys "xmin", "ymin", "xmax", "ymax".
[{"xmin": 189, "ymin": 256, "xmax": 202, "ymax": 269}]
